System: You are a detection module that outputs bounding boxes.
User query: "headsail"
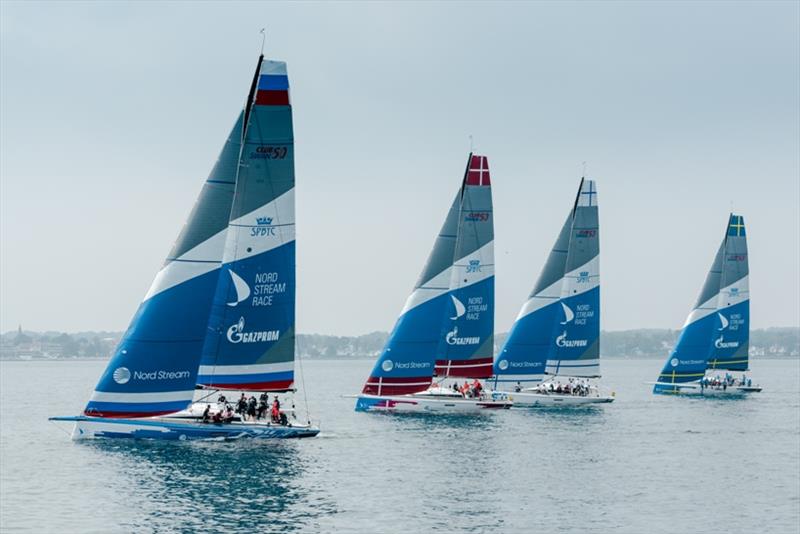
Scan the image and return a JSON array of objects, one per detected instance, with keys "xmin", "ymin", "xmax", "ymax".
[
  {"xmin": 84, "ymin": 114, "xmax": 243, "ymax": 417},
  {"xmin": 197, "ymin": 58, "xmax": 296, "ymax": 392},
  {"xmin": 545, "ymin": 179, "xmax": 601, "ymax": 377},
  {"xmin": 435, "ymin": 155, "xmax": 495, "ymax": 379},
  {"xmin": 707, "ymin": 214, "xmax": 749, "ymax": 370}
]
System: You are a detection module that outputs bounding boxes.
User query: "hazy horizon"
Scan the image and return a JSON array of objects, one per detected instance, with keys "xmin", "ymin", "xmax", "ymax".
[{"xmin": 2, "ymin": 1, "xmax": 799, "ymax": 335}]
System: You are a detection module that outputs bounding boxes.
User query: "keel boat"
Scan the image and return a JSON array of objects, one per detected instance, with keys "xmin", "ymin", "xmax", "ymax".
[
  {"xmin": 355, "ymin": 154, "xmax": 511, "ymax": 412},
  {"xmin": 50, "ymin": 54, "xmax": 319, "ymax": 440},
  {"xmin": 490, "ymin": 178, "xmax": 614, "ymax": 406},
  {"xmin": 652, "ymin": 214, "xmax": 760, "ymax": 396}
]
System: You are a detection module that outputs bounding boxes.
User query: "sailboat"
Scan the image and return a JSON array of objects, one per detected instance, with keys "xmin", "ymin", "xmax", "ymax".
[
  {"xmin": 490, "ymin": 178, "xmax": 614, "ymax": 406},
  {"xmin": 50, "ymin": 55, "xmax": 319, "ymax": 439},
  {"xmin": 652, "ymin": 214, "xmax": 761, "ymax": 395},
  {"xmin": 354, "ymin": 154, "xmax": 512, "ymax": 412}
]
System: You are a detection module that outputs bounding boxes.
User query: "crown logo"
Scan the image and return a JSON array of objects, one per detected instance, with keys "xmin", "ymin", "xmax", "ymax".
[{"xmin": 256, "ymin": 216, "xmax": 273, "ymax": 225}]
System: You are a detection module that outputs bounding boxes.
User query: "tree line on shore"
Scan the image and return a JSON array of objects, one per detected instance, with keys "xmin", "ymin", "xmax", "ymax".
[{"xmin": 1, "ymin": 327, "xmax": 797, "ymax": 360}]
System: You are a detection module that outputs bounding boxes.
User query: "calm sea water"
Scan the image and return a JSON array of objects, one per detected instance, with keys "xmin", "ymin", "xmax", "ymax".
[{"xmin": 1, "ymin": 358, "xmax": 798, "ymax": 533}]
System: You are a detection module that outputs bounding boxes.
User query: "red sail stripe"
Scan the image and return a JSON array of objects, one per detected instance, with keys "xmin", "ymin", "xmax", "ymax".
[
  {"xmin": 434, "ymin": 358, "xmax": 494, "ymax": 378},
  {"xmin": 255, "ymin": 90, "xmax": 290, "ymax": 106},
  {"xmin": 83, "ymin": 409, "xmax": 179, "ymax": 419},
  {"xmin": 362, "ymin": 375, "xmax": 432, "ymax": 395},
  {"xmin": 202, "ymin": 379, "xmax": 295, "ymax": 392}
]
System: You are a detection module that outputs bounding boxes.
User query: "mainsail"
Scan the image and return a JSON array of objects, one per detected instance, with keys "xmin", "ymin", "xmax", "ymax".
[
  {"xmin": 435, "ymin": 155, "xmax": 494, "ymax": 378},
  {"xmin": 493, "ymin": 179, "xmax": 600, "ymax": 387},
  {"xmin": 362, "ymin": 154, "xmax": 492, "ymax": 395},
  {"xmin": 707, "ymin": 215, "xmax": 749, "ymax": 370},
  {"xmin": 197, "ymin": 57, "xmax": 296, "ymax": 392},
  {"xmin": 655, "ymin": 214, "xmax": 749, "ymax": 389},
  {"xmin": 84, "ymin": 115, "xmax": 243, "ymax": 417}
]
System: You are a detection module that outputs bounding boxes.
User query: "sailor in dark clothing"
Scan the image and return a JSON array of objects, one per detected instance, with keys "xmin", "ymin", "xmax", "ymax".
[
  {"xmin": 201, "ymin": 403, "xmax": 211, "ymax": 423},
  {"xmin": 247, "ymin": 396, "xmax": 257, "ymax": 421}
]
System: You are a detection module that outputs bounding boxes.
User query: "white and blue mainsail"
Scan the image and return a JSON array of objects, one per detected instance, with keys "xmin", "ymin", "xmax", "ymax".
[
  {"xmin": 493, "ymin": 179, "xmax": 600, "ymax": 388},
  {"xmin": 654, "ymin": 214, "xmax": 749, "ymax": 391},
  {"xmin": 197, "ymin": 58, "xmax": 296, "ymax": 392},
  {"xmin": 84, "ymin": 116, "xmax": 243, "ymax": 417},
  {"xmin": 361, "ymin": 154, "xmax": 494, "ymax": 395}
]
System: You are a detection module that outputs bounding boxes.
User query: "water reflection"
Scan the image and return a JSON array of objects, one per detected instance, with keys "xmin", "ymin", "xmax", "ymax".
[{"xmin": 82, "ymin": 439, "xmax": 335, "ymax": 532}]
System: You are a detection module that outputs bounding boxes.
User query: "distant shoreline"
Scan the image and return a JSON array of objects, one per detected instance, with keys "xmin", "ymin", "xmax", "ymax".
[{"xmin": 2, "ymin": 328, "xmax": 798, "ymax": 361}]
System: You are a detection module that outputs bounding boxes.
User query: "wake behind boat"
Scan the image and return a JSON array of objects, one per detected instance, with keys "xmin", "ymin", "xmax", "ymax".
[
  {"xmin": 489, "ymin": 178, "xmax": 614, "ymax": 407},
  {"xmin": 355, "ymin": 154, "xmax": 511, "ymax": 413},
  {"xmin": 50, "ymin": 53, "xmax": 319, "ymax": 440},
  {"xmin": 652, "ymin": 214, "xmax": 761, "ymax": 396}
]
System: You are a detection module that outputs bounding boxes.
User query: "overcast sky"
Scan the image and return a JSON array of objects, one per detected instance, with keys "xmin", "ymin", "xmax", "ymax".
[{"xmin": 1, "ymin": 1, "xmax": 798, "ymax": 335}]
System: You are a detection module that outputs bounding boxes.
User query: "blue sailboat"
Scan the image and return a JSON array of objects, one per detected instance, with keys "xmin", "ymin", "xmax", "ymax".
[
  {"xmin": 50, "ymin": 55, "xmax": 319, "ymax": 440},
  {"xmin": 653, "ymin": 214, "xmax": 761, "ymax": 395},
  {"xmin": 490, "ymin": 178, "xmax": 614, "ymax": 405},
  {"xmin": 355, "ymin": 154, "xmax": 511, "ymax": 412}
]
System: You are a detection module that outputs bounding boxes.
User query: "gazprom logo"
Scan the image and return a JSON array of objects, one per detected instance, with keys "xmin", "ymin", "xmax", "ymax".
[
  {"xmin": 497, "ymin": 359, "xmax": 509, "ymax": 371},
  {"xmin": 555, "ymin": 331, "xmax": 588, "ymax": 348},
  {"xmin": 113, "ymin": 367, "xmax": 131, "ymax": 384},
  {"xmin": 226, "ymin": 316, "xmax": 280, "ymax": 344},
  {"xmin": 382, "ymin": 359, "xmax": 394, "ymax": 372},
  {"xmin": 714, "ymin": 335, "xmax": 739, "ymax": 349},
  {"xmin": 445, "ymin": 326, "xmax": 480, "ymax": 346}
]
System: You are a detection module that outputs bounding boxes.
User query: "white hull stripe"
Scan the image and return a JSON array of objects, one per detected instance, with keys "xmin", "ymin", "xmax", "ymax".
[
  {"xmin": 90, "ymin": 390, "xmax": 196, "ymax": 403},
  {"xmin": 435, "ymin": 361, "xmax": 492, "ymax": 369},
  {"xmin": 197, "ymin": 362, "xmax": 293, "ymax": 376},
  {"xmin": 364, "ymin": 380, "xmax": 431, "ymax": 386},
  {"xmin": 546, "ymin": 358, "xmax": 600, "ymax": 368},
  {"xmin": 492, "ymin": 374, "xmax": 544, "ymax": 382}
]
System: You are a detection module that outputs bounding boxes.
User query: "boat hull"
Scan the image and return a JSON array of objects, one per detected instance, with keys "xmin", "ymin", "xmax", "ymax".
[
  {"xmin": 49, "ymin": 415, "xmax": 319, "ymax": 441},
  {"xmin": 506, "ymin": 391, "xmax": 615, "ymax": 406},
  {"xmin": 355, "ymin": 393, "xmax": 512, "ymax": 413},
  {"xmin": 652, "ymin": 383, "xmax": 762, "ymax": 396}
]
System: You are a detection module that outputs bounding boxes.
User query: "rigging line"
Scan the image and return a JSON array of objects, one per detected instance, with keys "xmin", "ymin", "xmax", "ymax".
[{"xmin": 260, "ymin": 28, "xmax": 266, "ymax": 56}]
